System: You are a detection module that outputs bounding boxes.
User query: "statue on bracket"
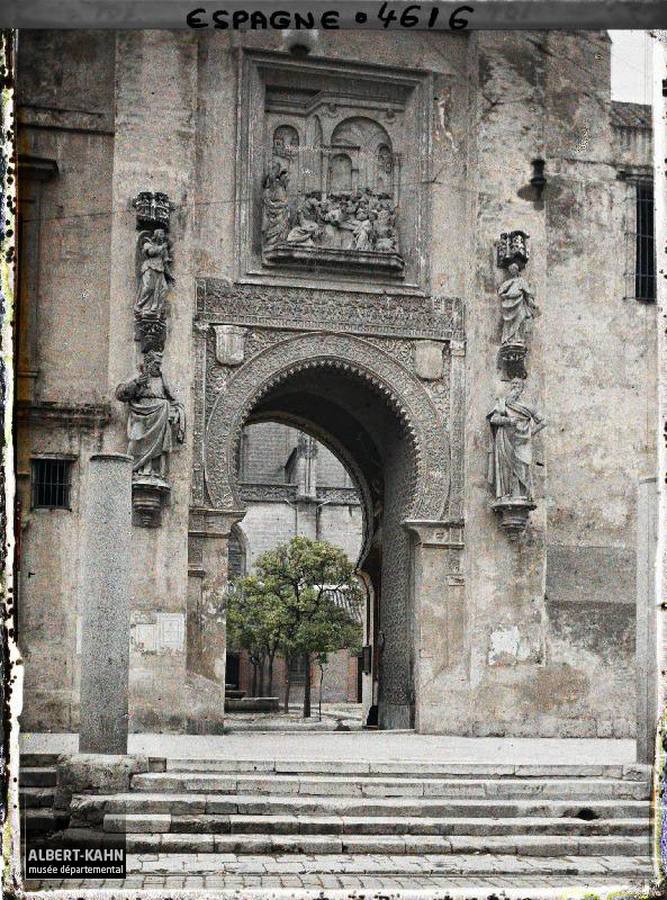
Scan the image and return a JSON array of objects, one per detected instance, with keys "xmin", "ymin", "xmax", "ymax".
[
  {"xmin": 116, "ymin": 349, "xmax": 185, "ymax": 476},
  {"xmin": 487, "ymin": 377, "xmax": 546, "ymax": 535},
  {"xmin": 132, "ymin": 191, "xmax": 176, "ymax": 353},
  {"xmin": 115, "ymin": 349, "xmax": 186, "ymax": 527},
  {"xmin": 495, "ymin": 230, "xmax": 537, "ymax": 379},
  {"xmin": 134, "ymin": 227, "xmax": 174, "ymax": 349}
]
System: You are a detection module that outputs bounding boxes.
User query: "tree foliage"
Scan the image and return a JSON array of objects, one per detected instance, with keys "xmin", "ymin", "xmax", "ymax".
[{"xmin": 227, "ymin": 536, "xmax": 364, "ymax": 715}]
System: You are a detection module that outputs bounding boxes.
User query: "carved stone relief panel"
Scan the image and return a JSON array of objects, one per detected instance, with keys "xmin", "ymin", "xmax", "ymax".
[{"xmin": 237, "ymin": 51, "xmax": 432, "ymax": 291}]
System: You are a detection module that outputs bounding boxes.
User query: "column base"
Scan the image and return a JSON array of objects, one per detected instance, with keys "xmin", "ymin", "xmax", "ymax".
[{"xmin": 379, "ymin": 702, "xmax": 413, "ymax": 730}]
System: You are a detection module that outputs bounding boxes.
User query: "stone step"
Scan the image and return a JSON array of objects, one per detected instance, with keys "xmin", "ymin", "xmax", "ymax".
[
  {"xmin": 19, "ymin": 767, "xmax": 58, "ymax": 788},
  {"xmin": 122, "ymin": 851, "xmax": 655, "ymax": 880},
  {"xmin": 131, "ymin": 771, "xmax": 651, "ymax": 800},
  {"xmin": 163, "ymin": 758, "xmax": 651, "ymax": 781},
  {"xmin": 103, "ymin": 811, "xmax": 650, "ymax": 837},
  {"xmin": 113, "ymin": 831, "xmax": 651, "ymax": 856},
  {"xmin": 20, "ymin": 808, "xmax": 69, "ymax": 835},
  {"xmin": 20, "ymin": 754, "xmax": 61, "ymax": 768},
  {"xmin": 20, "ymin": 787, "xmax": 56, "ymax": 809},
  {"xmin": 71, "ymin": 792, "xmax": 651, "ymax": 824}
]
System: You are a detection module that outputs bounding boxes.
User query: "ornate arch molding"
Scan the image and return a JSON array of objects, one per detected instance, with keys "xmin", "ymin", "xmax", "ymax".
[{"xmin": 203, "ymin": 332, "xmax": 450, "ymax": 520}]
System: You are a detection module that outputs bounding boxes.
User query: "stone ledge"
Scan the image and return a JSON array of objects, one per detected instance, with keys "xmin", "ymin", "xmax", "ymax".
[
  {"xmin": 264, "ymin": 244, "xmax": 405, "ymax": 276},
  {"xmin": 16, "ymin": 400, "xmax": 111, "ymax": 430}
]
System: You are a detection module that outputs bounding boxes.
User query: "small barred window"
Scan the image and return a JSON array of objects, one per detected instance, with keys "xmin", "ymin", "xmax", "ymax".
[
  {"xmin": 31, "ymin": 458, "xmax": 73, "ymax": 509},
  {"xmin": 634, "ymin": 181, "xmax": 655, "ymax": 302}
]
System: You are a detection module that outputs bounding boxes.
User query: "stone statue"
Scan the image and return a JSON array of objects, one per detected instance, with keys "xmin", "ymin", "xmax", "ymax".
[
  {"xmin": 286, "ymin": 195, "xmax": 321, "ymax": 246},
  {"xmin": 373, "ymin": 200, "xmax": 398, "ymax": 252},
  {"xmin": 348, "ymin": 206, "xmax": 374, "ymax": 251},
  {"xmin": 497, "ymin": 262, "xmax": 538, "ymax": 346},
  {"xmin": 487, "ymin": 378, "xmax": 545, "ymax": 502},
  {"xmin": 261, "ymin": 161, "xmax": 290, "ymax": 248},
  {"xmin": 115, "ymin": 350, "xmax": 185, "ymax": 477},
  {"xmin": 134, "ymin": 228, "xmax": 174, "ymax": 320}
]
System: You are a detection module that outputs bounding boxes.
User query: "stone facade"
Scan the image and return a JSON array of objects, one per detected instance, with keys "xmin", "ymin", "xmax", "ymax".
[{"xmin": 15, "ymin": 30, "xmax": 656, "ymax": 738}]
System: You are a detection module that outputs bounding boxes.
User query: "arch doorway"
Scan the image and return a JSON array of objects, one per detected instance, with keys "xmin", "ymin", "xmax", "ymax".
[{"xmin": 202, "ymin": 332, "xmax": 451, "ymax": 730}]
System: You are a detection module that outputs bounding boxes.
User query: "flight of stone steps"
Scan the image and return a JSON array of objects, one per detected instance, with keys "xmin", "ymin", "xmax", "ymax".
[
  {"xmin": 19, "ymin": 753, "xmax": 69, "ymax": 838},
  {"xmin": 56, "ymin": 757, "xmax": 655, "ymax": 883}
]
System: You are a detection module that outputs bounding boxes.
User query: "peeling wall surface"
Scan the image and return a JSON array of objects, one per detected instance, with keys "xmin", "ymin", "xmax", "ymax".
[{"xmin": 14, "ymin": 30, "xmax": 657, "ymax": 737}]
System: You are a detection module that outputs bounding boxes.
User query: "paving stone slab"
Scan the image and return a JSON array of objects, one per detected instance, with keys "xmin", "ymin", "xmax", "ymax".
[{"xmin": 121, "ymin": 851, "xmax": 654, "ymax": 877}]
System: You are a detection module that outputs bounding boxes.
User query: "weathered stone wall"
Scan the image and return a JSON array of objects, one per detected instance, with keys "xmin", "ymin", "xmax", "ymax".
[
  {"xmin": 16, "ymin": 29, "xmax": 657, "ymax": 738},
  {"xmin": 16, "ymin": 31, "xmax": 116, "ymax": 731}
]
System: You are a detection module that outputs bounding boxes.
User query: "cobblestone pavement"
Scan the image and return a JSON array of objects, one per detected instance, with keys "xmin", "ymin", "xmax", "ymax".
[
  {"xmin": 22, "ymin": 853, "xmax": 655, "ymax": 895},
  {"xmin": 21, "ymin": 875, "xmax": 656, "ymax": 896}
]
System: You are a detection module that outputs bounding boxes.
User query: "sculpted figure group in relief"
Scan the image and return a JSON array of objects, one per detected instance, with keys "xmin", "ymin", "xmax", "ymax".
[{"xmin": 262, "ymin": 164, "xmax": 399, "ymax": 256}]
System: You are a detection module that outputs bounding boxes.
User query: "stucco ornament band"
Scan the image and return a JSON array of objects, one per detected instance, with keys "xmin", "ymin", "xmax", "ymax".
[{"xmin": 203, "ymin": 332, "xmax": 450, "ymax": 521}]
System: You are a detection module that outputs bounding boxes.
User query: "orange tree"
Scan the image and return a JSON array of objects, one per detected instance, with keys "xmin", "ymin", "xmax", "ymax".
[{"xmin": 229, "ymin": 536, "xmax": 363, "ymax": 716}]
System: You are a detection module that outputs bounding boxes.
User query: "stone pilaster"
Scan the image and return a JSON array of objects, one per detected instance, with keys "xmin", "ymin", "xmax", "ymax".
[
  {"xmin": 462, "ymin": 31, "xmax": 549, "ymax": 736},
  {"xmin": 635, "ymin": 477, "xmax": 658, "ymax": 763},
  {"xmin": 104, "ymin": 32, "xmax": 200, "ymax": 732},
  {"xmin": 403, "ymin": 519, "xmax": 466, "ymax": 733},
  {"xmin": 186, "ymin": 507, "xmax": 245, "ymax": 730}
]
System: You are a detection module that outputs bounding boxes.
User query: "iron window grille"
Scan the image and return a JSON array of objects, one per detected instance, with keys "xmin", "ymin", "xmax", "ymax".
[
  {"xmin": 624, "ymin": 177, "xmax": 656, "ymax": 302},
  {"xmin": 31, "ymin": 458, "xmax": 73, "ymax": 509},
  {"xmin": 635, "ymin": 181, "xmax": 656, "ymax": 301}
]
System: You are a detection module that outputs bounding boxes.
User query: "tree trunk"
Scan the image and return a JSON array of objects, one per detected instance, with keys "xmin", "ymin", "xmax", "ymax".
[
  {"xmin": 303, "ymin": 653, "xmax": 312, "ymax": 718},
  {"xmin": 251, "ymin": 660, "xmax": 257, "ymax": 698},
  {"xmin": 268, "ymin": 652, "xmax": 275, "ymax": 697},
  {"xmin": 284, "ymin": 656, "xmax": 291, "ymax": 713},
  {"xmin": 318, "ymin": 661, "xmax": 324, "ymax": 721},
  {"xmin": 258, "ymin": 656, "xmax": 265, "ymax": 697}
]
